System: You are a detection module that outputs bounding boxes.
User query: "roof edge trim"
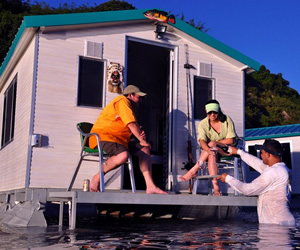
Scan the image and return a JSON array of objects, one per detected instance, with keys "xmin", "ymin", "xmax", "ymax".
[
  {"xmin": 245, "ymin": 133, "xmax": 300, "ymax": 141},
  {"xmin": 0, "ymin": 8, "xmax": 261, "ymax": 81}
]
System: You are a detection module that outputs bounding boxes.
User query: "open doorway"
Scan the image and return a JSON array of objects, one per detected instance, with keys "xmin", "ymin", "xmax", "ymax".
[{"xmin": 125, "ymin": 39, "xmax": 173, "ymax": 190}]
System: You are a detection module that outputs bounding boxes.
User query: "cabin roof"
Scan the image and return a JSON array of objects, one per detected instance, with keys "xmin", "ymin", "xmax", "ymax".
[
  {"xmin": 0, "ymin": 8, "xmax": 260, "ymax": 79},
  {"xmin": 245, "ymin": 124, "xmax": 300, "ymax": 140}
]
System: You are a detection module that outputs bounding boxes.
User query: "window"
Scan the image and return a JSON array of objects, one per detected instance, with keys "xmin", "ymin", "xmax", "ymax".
[
  {"xmin": 1, "ymin": 76, "xmax": 17, "ymax": 148},
  {"xmin": 193, "ymin": 76, "xmax": 212, "ymax": 120},
  {"xmin": 77, "ymin": 56, "xmax": 105, "ymax": 107},
  {"xmin": 281, "ymin": 143, "xmax": 292, "ymax": 169},
  {"xmin": 247, "ymin": 142, "xmax": 292, "ymax": 170}
]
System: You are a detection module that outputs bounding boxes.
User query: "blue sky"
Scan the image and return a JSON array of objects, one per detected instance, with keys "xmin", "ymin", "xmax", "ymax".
[{"xmin": 44, "ymin": 0, "xmax": 300, "ymax": 93}]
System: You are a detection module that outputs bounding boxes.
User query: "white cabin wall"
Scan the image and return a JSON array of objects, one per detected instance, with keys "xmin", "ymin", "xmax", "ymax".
[
  {"xmin": 30, "ymin": 23, "xmax": 161, "ymax": 188},
  {"xmin": 28, "ymin": 22, "xmax": 245, "ymax": 191},
  {"xmin": 289, "ymin": 136, "xmax": 300, "ymax": 194},
  {"xmin": 167, "ymin": 36, "xmax": 244, "ymax": 191},
  {"xmin": 0, "ymin": 37, "xmax": 36, "ymax": 191}
]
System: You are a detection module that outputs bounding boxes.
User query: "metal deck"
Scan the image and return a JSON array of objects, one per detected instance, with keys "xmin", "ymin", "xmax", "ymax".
[{"xmin": 48, "ymin": 190, "xmax": 257, "ymax": 229}]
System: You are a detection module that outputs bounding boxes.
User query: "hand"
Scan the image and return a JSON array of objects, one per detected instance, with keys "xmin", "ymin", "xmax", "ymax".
[
  {"xmin": 217, "ymin": 173, "xmax": 228, "ymax": 183},
  {"xmin": 140, "ymin": 130, "xmax": 146, "ymax": 140},
  {"xmin": 140, "ymin": 140, "xmax": 151, "ymax": 149},
  {"xmin": 216, "ymin": 147, "xmax": 229, "ymax": 156},
  {"xmin": 228, "ymin": 146, "xmax": 238, "ymax": 155},
  {"xmin": 209, "ymin": 147, "xmax": 218, "ymax": 156}
]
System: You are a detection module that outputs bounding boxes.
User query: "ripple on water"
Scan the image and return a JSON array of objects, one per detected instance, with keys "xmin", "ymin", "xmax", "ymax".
[{"xmin": 0, "ymin": 209, "xmax": 299, "ymax": 249}]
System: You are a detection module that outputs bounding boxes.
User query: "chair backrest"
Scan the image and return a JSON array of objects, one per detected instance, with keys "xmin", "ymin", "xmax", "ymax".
[
  {"xmin": 235, "ymin": 137, "xmax": 245, "ymax": 150},
  {"xmin": 77, "ymin": 122, "xmax": 93, "ymax": 147},
  {"xmin": 219, "ymin": 137, "xmax": 245, "ymax": 161}
]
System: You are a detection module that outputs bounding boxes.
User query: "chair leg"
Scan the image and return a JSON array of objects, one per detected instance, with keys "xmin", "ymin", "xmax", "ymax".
[
  {"xmin": 98, "ymin": 154, "xmax": 105, "ymax": 192},
  {"xmin": 233, "ymin": 157, "xmax": 239, "ymax": 196},
  {"xmin": 127, "ymin": 156, "xmax": 136, "ymax": 193},
  {"xmin": 67, "ymin": 156, "xmax": 84, "ymax": 191},
  {"xmin": 192, "ymin": 169, "xmax": 201, "ymax": 194}
]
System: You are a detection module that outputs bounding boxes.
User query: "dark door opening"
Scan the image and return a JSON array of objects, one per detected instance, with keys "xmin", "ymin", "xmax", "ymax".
[{"xmin": 125, "ymin": 40, "xmax": 172, "ymax": 190}]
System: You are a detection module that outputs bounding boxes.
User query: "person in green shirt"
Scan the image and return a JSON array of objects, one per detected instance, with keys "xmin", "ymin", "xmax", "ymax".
[{"xmin": 180, "ymin": 100, "xmax": 237, "ymax": 196}]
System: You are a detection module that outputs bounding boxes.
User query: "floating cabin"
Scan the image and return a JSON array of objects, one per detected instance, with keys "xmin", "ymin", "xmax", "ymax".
[
  {"xmin": 245, "ymin": 124, "xmax": 300, "ymax": 194},
  {"xmin": 0, "ymin": 9, "xmax": 260, "ymax": 228}
]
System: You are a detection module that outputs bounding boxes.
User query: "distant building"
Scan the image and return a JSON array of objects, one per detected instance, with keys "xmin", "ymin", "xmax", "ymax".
[{"xmin": 245, "ymin": 124, "xmax": 300, "ymax": 194}]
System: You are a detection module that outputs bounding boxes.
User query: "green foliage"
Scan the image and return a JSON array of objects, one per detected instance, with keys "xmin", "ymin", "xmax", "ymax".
[
  {"xmin": 245, "ymin": 65, "xmax": 300, "ymax": 128},
  {"xmin": 180, "ymin": 13, "xmax": 209, "ymax": 32},
  {"xmin": 0, "ymin": 11, "xmax": 23, "ymax": 62},
  {"xmin": 92, "ymin": 0, "xmax": 135, "ymax": 11}
]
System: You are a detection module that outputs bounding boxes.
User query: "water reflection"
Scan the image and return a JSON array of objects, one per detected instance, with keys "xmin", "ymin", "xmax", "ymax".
[
  {"xmin": 0, "ymin": 210, "xmax": 299, "ymax": 249},
  {"xmin": 255, "ymin": 224, "xmax": 296, "ymax": 249},
  {"xmin": 178, "ymin": 227, "xmax": 225, "ymax": 248}
]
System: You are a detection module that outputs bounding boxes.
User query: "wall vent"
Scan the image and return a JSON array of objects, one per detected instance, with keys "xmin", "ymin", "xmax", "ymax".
[
  {"xmin": 84, "ymin": 40, "xmax": 103, "ymax": 59},
  {"xmin": 197, "ymin": 62, "xmax": 212, "ymax": 78}
]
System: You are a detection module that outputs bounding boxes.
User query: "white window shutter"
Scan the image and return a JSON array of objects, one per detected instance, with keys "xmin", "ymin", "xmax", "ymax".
[
  {"xmin": 84, "ymin": 40, "xmax": 103, "ymax": 59},
  {"xmin": 197, "ymin": 61, "xmax": 212, "ymax": 78}
]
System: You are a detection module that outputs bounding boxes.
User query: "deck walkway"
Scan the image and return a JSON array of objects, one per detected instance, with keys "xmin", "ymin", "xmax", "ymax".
[{"xmin": 48, "ymin": 190, "xmax": 257, "ymax": 229}]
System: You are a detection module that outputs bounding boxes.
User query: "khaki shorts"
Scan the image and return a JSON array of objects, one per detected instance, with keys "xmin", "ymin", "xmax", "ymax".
[{"xmin": 101, "ymin": 140, "xmax": 144, "ymax": 157}]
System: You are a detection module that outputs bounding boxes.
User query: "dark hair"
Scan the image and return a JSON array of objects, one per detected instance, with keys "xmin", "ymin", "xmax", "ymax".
[
  {"xmin": 206, "ymin": 99, "xmax": 226, "ymax": 122},
  {"xmin": 254, "ymin": 138, "xmax": 282, "ymax": 157}
]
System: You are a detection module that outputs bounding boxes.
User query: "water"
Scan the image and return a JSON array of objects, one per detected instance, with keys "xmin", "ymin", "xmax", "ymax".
[{"xmin": 1, "ymin": 209, "xmax": 300, "ymax": 249}]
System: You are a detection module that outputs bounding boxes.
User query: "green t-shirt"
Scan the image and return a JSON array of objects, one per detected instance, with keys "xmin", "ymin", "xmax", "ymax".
[{"xmin": 197, "ymin": 115, "xmax": 237, "ymax": 143}]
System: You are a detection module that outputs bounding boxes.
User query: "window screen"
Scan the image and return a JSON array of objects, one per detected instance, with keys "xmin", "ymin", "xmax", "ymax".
[
  {"xmin": 1, "ymin": 76, "xmax": 17, "ymax": 148},
  {"xmin": 194, "ymin": 76, "xmax": 212, "ymax": 120},
  {"xmin": 78, "ymin": 56, "xmax": 104, "ymax": 107}
]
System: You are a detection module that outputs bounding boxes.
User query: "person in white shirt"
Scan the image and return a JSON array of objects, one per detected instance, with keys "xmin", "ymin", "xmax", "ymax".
[{"xmin": 218, "ymin": 139, "xmax": 295, "ymax": 225}]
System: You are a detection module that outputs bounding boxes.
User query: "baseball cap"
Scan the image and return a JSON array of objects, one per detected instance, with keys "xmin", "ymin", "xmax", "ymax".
[
  {"xmin": 205, "ymin": 103, "xmax": 219, "ymax": 113},
  {"xmin": 254, "ymin": 139, "xmax": 282, "ymax": 156},
  {"xmin": 123, "ymin": 85, "xmax": 147, "ymax": 96}
]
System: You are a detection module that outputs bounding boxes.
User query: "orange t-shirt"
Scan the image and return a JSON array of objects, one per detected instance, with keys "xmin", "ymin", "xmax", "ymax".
[{"xmin": 89, "ymin": 95, "xmax": 137, "ymax": 149}]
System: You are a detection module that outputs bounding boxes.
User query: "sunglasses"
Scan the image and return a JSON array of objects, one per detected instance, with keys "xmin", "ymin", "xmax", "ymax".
[{"xmin": 207, "ymin": 111, "xmax": 218, "ymax": 115}]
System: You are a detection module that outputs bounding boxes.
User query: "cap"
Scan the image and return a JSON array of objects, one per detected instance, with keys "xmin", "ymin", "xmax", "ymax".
[
  {"xmin": 205, "ymin": 103, "xmax": 219, "ymax": 113},
  {"xmin": 254, "ymin": 139, "xmax": 282, "ymax": 156},
  {"xmin": 123, "ymin": 85, "xmax": 147, "ymax": 96}
]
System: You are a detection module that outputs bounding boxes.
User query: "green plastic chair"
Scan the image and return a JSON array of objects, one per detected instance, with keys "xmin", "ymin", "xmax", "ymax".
[{"xmin": 67, "ymin": 122, "xmax": 136, "ymax": 192}]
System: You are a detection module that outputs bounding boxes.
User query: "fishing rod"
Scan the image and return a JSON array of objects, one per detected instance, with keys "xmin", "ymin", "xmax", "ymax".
[{"xmin": 183, "ymin": 44, "xmax": 196, "ymax": 193}]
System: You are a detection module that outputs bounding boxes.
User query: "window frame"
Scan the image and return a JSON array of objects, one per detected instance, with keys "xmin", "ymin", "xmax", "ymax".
[
  {"xmin": 1, "ymin": 75, "xmax": 17, "ymax": 149},
  {"xmin": 192, "ymin": 75, "xmax": 215, "ymax": 120},
  {"xmin": 246, "ymin": 140, "xmax": 293, "ymax": 170},
  {"xmin": 77, "ymin": 56, "xmax": 106, "ymax": 108}
]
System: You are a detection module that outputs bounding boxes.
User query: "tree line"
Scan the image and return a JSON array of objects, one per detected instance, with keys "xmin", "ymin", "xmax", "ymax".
[{"xmin": 1, "ymin": 0, "xmax": 299, "ymax": 128}]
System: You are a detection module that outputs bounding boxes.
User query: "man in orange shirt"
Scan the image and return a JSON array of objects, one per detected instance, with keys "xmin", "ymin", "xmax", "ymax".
[{"xmin": 89, "ymin": 85, "xmax": 167, "ymax": 194}]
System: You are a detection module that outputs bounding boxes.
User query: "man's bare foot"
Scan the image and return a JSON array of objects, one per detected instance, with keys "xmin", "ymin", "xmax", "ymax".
[
  {"xmin": 146, "ymin": 186, "xmax": 168, "ymax": 194},
  {"xmin": 90, "ymin": 174, "xmax": 100, "ymax": 192},
  {"xmin": 213, "ymin": 191, "xmax": 222, "ymax": 196}
]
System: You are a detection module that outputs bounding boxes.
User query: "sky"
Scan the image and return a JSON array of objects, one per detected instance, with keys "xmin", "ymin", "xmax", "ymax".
[{"xmin": 44, "ymin": 0, "xmax": 300, "ymax": 93}]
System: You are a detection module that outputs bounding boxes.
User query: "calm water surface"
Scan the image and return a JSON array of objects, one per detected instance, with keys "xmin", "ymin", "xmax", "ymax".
[{"xmin": 0, "ymin": 209, "xmax": 300, "ymax": 249}]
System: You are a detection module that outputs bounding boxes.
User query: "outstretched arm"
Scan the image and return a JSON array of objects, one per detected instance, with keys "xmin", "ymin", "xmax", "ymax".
[{"xmin": 218, "ymin": 172, "xmax": 272, "ymax": 196}]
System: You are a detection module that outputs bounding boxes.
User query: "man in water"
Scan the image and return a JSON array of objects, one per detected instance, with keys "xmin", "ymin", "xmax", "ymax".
[
  {"xmin": 218, "ymin": 139, "xmax": 295, "ymax": 225},
  {"xmin": 89, "ymin": 85, "xmax": 167, "ymax": 194}
]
